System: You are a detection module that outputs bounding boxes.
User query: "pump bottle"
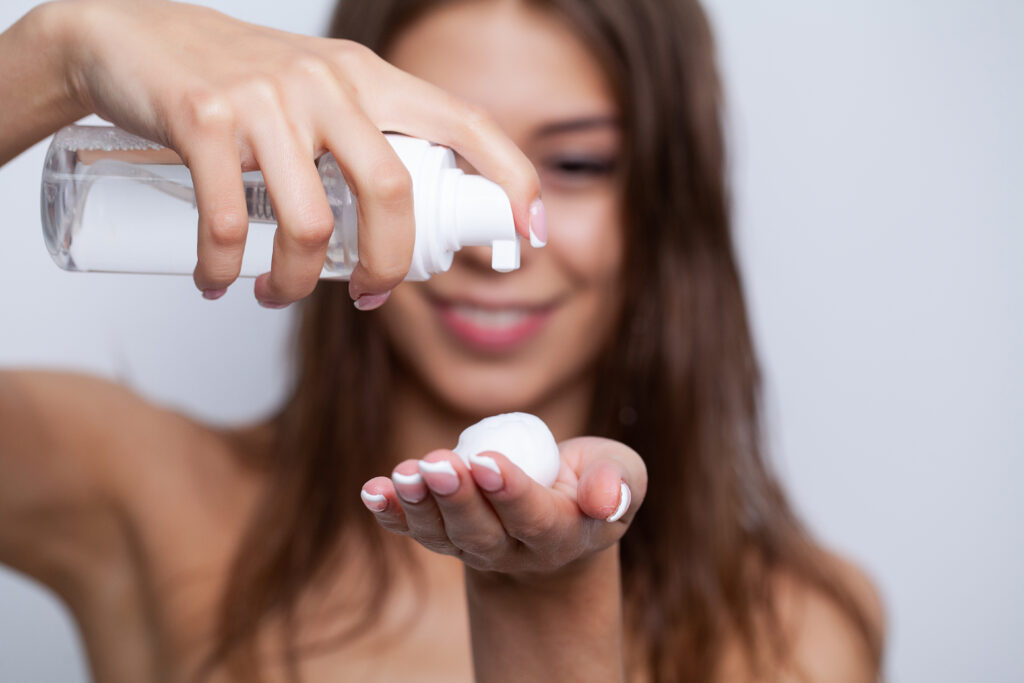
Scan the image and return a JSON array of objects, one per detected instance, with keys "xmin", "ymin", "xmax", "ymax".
[{"xmin": 40, "ymin": 125, "xmax": 520, "ymax": 280}]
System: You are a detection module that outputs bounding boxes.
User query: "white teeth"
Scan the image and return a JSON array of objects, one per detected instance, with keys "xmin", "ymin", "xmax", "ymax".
[{"xmin": 450, "ymin": 304, "xmax": 531, "ymax": 329}]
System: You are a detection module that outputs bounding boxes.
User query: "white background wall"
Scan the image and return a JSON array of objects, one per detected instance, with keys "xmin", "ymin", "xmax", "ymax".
[{"xmin": 0, "ymin": 0, "xmax": 1020, "ymax": 681}]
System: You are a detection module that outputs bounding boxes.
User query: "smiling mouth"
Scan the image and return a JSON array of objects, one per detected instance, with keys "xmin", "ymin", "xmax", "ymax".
[{"xmin": 430, "ymin": 297, "xmax": 558, "ymax": 352}]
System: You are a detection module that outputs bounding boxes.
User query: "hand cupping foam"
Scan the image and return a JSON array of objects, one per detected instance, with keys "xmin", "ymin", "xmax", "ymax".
[{"xmin": 453, "ymin": 412, "xmax": 561, "ymax": 487}]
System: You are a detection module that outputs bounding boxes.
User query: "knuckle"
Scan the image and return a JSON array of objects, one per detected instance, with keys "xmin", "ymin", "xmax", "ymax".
[
  {"xmin": 331, "ymin": 40, "xmax": 375, "ymax": 73},
  {"xmin": 236, "ymin": 76, "xmax": 284, "ymax": 112},
  {"xmin": 180, "ymin": 90, "xmax": 235, "ymax": 132},
  {"xmin": 365, "ymin": 160, "xmax": 413, "ymax": 206},
  {"xmin": 290, "ymin": 53, "xmax": 335, "ymax": 85},
  {"xmin": 205, "ymin": 208, "xmax": 248, "ymax": 247},
  {"xmin": 289, "ymin": 209, "xmax": 335, "ymax": 250}
]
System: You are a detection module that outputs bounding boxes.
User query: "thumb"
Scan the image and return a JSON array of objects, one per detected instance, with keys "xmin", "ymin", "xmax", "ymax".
[{"xmin": 559, "ymin": 437, "xmax": 647, "ymax": 524}]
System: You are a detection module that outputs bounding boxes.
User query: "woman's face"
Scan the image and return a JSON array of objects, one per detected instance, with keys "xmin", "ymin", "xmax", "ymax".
[{"xmin": 381, "ymin": 0, "xmax": 624, "ymax": 417}]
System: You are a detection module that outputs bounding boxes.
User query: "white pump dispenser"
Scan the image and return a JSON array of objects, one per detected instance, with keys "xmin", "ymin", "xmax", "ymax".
[{"xmin": 40, "ymin": 125, "xmax": 520, "ymax": 280}]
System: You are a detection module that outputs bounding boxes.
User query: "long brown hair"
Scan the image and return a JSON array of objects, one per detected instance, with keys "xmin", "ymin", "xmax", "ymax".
[{"xmin": 204, "ymin": 1, "xmax": 884, "ymax": 680}]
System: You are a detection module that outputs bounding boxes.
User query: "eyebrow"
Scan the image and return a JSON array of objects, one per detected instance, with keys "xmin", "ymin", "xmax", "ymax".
[{"xmin": 534, "ymin": 115, "xmax": 619, "ymax": 138}]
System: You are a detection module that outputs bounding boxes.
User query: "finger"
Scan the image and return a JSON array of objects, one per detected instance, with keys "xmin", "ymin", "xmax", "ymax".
[
  {"xmin": 360, "ymin": 476, "xmax": 408, "ymax": 535},
  {"xmin": 560, "ymin": 437, "xmax": 647, "ymax": 525},
  {"xmin": 317, "ymin": 109, "xmax": 414, "ymax": 305},
  {"xmin": 417, "ymin": 450, "xmax": 510, "ymax": 561},
  {"xmin": 360, "ymin": 68, "xmax": 542, "ymax": 243},
  {"xmin": 178, "ymin": 129, "xmax": 248, "ymax": 298},
  {"xmin": 246, "ymin": 116, "xmax": 335, "ymax": 307},
  {"xmin": 577, "ymin": 460, "xmax": 633, "ymax": 523},
  {"xmin": 466, "ymin": 450, "xmax": 563, "ymax": 546},
  {"xmin": 390, "ymin": 458, "xmax": 455, "ymax": 556}
]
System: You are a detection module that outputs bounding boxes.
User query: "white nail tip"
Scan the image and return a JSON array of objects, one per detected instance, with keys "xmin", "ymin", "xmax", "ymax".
[
  {"xmin": 606, "ymin": 482, "xmax": 631, "ymax": 523},
  {"xmin": 418, "ymin": 459, "xmax": 458, "ymax": 477},
  {"xmin": 392, "ymin": 471, "xmax": 423, "ymax": 486},
  {"xmin": 468, "ymin": 453, "xmax": 502, "ymax": 475},
  {"xmin": 529, "ymin": 229, "xmax": 547, "ymax": 248},
  {"xmin": 360, "ymin": 490, "xmax": 386, "ymax": 504}
]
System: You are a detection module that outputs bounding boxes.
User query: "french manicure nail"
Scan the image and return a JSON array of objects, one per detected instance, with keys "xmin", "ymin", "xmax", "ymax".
[
  {"xmin": 202, "ymin": 287, "xmax": 227, "ymax": 300},
  {"xmin": 360, "ymin": 489, "xmax": 388, "ymax": 512},
  {"xmin": 529, "ymin": 197, "xmax": 547, "ymax": 248},
  {"xmin": 392, "ymin": 471, "xmax": 423, "ymax": 486},
  {"xmin": 353, "ymin": 291, "xmax": 391, "ymax": 311},
  {"xmin": 392, "ymin": 469, "xmax": 427, "ymax": 504},
  {"xmin": 418, "ymin": 460, "xmax": 458, "ymax": 477},
  {"xmin": 606, "ymin": 482, "xmax": 631, "ymax": 523},
  {"xmin": 418, "ymin": 459, "xmax": 459, "ymax": 495},
  {"xmin": 258, "ymin": 299, "xmax": 288, "ymax": 309},
  {"xmin": 468, "ymin": 453, "xmax": 504, "ymax": 492}
]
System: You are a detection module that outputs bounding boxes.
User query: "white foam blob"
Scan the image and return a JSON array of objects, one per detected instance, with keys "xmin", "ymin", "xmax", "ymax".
[{"xmin": 452, "ymin": 412, "xmax": 561, "ymax": 487}]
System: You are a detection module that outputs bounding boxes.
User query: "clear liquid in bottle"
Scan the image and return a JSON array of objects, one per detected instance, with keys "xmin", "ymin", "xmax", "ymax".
[{"xmin": 41, "ymin": 125, "xmax": 359, "ymax": 278}]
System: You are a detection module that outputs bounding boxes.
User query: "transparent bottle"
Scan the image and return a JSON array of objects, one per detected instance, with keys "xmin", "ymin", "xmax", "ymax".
[{"xmin": 40, "ymin": 125, "xmax": 520, "ymax": 280}]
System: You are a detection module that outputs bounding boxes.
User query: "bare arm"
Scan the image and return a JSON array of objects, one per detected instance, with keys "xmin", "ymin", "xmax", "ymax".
[
  {"xmin": 466, "ymin": 547, "xmax": 625, "ymax": 683},
  {"xmin": 0, "ymin": 370, "xmax": 210, "ymax": 595},
  {"xmin": 0, "ymin": 0, "xmax": 541, "ymax": 307},
  {"xmin": 361, "ymin": 437, "xmax": 646, "ymax": 681},
  {"xmin": 0, "ymin": 3, "xmax": 88, "ymax": 165},
  {"xmin": 0, "ymin": 371, "xmax": 118, "ymax": 585}
]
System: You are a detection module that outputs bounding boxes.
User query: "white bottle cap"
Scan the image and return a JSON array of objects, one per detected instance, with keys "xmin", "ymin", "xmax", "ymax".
[
  {"xmin": 451, "ymin": 174, "xmax": 520, "ymax": 273},
  {"xmin": 387, "ymin": 134, "xmax": 520, "ymax": 280}
]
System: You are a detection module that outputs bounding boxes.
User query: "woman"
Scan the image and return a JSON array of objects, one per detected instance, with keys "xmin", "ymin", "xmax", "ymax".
[{"xmin": 0, "ymin": 0, "xmax": 885, "ymax": 681}]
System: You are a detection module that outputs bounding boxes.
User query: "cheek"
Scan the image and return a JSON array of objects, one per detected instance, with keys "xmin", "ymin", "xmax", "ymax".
[{"xmin": 546, "ymin": 191, "xmax": 623, "ymax": 284}]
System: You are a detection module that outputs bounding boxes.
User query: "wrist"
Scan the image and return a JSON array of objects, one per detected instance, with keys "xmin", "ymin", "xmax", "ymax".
[
  {"xmin": 29, "ymin": 0, "xmax": 93, "ymax": 118},
  {"xmin": 466, "ymin": 543, "xmax": 620, "ymax": 597},
  {"xmin": 465, "ymin": 545, "xmax": 625, "ymax": 683}
]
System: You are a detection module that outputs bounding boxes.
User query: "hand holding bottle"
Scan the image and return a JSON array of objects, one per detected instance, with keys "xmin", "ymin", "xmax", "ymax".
[{"xmin": 1, "ymin": 0, "xmax": 542, "ymax": 307}]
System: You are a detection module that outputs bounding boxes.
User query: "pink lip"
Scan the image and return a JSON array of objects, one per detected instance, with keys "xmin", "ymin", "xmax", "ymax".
[{"xmin": 432, "ymin": 298, "xmax": 555, "ymax": 353}]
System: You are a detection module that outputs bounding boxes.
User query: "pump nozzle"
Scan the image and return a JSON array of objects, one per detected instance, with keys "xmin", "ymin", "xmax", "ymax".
[{"xmin": 452, "ymin": 174, "xmax": 520, "ymax": 272}]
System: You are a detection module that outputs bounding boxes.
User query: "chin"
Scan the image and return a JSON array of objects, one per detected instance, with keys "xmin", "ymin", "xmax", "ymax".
[{"xmin": 418, "ymin": 362, "xmax": 551, "ymax": 419}]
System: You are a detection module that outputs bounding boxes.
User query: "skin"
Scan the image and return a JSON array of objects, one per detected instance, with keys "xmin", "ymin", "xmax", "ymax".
[
  {"xmin": 0, "ymin": 0, "xmax": 542, "ymax": 308},
  {"xmin": 0, "ymin": 0, "xmax": 885, "ymax": 681}
]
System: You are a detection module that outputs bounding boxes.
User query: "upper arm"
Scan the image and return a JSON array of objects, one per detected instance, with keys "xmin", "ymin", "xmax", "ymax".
[{"xmin": 0, "ymin": 370, "xmax": 154, "ymax": 585}]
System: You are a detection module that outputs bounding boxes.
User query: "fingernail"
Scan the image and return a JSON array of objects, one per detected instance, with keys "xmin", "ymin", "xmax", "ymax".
[
  {"xmin": 354, "ymin": 291, "xmax": 391, "ymax": 311},
  {"xmin": 202, "ymin": 287, "xmax": 227, "ymax": 300},
  {"xmin": 258, "ymin": 299, "xmax": 288, "ymax": 309},
  {"xmin": 468, "ymin": 453, "xmax": 504, "ymax": 492},
  {"xmin": 606, "ymin": 481, "xmax": 631, "ymax": 523},
  {"xmin": 360, "ymin": 489, "xmax": 388, "ymax": 512},
  {"xmin": 529, "ymin": 198, "xmax": 547, "ymax": 248},
  {"xmin": 392, "ymin": 470, "xmax": 426, "ymax": 503},
  {"xmin": 418, "ymin": 459, "xmax": 459, "ymax": 496}
]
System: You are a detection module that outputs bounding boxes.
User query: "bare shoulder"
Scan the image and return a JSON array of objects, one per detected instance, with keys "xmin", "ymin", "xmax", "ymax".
[
  {"xmin": 0, "ymin": 369, "xmax": 248, "ymax": 586},
  {"xmin": 774, "ymin": 550, "xmax": 886, "ymax": 682},
  {"xmin": 717, "ymin": 549, "xmax": 887, "ymax": 683}
]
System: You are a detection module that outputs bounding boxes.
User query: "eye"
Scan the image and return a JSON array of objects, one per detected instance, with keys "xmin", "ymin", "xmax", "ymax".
[{"xmin": 545, "ymin": 156, "xmax": 618, "ymax": 177}]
